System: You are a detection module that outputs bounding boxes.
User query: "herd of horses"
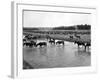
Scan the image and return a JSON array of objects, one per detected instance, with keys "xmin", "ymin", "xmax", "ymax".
[
  {"xmin": 23, "ymin": 34, "xmax": 91, "ymax": 51},
  {"xmin": 23, "ymin": 38, "xmax": 64, "ymax": 48}
]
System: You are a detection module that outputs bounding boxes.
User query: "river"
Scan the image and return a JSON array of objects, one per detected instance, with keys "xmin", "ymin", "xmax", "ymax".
[{"xmin": 23, "ymin": 39, "xmax": 91, "ymax": 69}]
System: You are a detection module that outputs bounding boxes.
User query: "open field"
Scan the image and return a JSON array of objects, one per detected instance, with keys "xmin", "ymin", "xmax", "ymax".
[{"xmin": 23, "ymin": 30, "xmax": 91, "ymax": 43}]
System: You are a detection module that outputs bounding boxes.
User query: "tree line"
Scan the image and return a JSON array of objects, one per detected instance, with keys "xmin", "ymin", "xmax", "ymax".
[{"xmin": 52, "ymin": 24, "xmax": 91, "ymax": 30}]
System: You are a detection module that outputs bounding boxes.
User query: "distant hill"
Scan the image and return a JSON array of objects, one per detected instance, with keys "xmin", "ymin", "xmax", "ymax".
[
  {"xmin": 52, "ymin": 24, "xmax": 91, "ymax": 30},
  {"xmin": 23, "ymin": 27, "xmax": 39, "ymax": 31},
  {"xmin": 23, "ymin": 24, "xmax": 91, "ymax": 31}
]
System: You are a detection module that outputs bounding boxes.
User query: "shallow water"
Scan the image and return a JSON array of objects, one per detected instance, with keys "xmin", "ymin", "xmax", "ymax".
[{"xmin": 23, "ymin": 39, "xmax": 91, "ymax": 69}]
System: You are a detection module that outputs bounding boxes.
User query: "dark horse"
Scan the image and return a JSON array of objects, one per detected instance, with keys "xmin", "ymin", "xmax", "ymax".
[
  {"xmin": 74, "ymin": 41, "xmax": 91, "ymax": 51},
  {"xmin": 56, "ymin": 41, "xmax": 64, "ymax": 45},
  {"xmin": 36, "ymin": 42, "xmax": 47, "ymax": 47},
  {"xmin": 74, "ymin": 41, "xmax": 85, "ymax": 47},
  {"xmin": 69, "ymin": 36, "xmax": 73, "ymax": 39},
  {"xmin": 23, "ymin": 41, "xmax": 36, "ymax": 47},
  {"xmin": 49, "ymin": 40, "xmax": 55, "ymax": 44},
  {"xmin": 85, "ymin": 42, "xmax": 91, "ymax": 49},
  {"xmin": 30, "ymin": 41, "xmax": 37, "ymax": 47},
  {"xmin": 49, "ymin": 39, "xmax": 55, "ymax": 44}
]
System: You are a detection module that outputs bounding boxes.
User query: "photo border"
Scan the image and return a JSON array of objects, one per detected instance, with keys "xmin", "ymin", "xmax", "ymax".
[{"xmin": 11, "ymin": 1, "xmax": 97, "ymax": 78}]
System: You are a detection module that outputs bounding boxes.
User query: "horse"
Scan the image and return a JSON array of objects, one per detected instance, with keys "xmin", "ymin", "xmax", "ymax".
[
  {"xmin": 30, "ymin": 41, "xmax": 37, "ymax": 47},
  {"xmin": 48, "ymin": 38, "xmax": 55, "ymax": 44},
  {"xmin": 74, "ymin": 41, "xmax": 91, "ymax": 51},
  {"xmin": 56, "ymin": 41, "xmax": 64, "ymax": 45},
  {"xmin": 74, "ymin": 41, "xmax": 85, "ymax": 47},
  {"xmin": 36, "ymin": 42, "xmax": 47, "ymax": 47},
  {"xmin": 23, "ymin": 42, "xmax": 31, "ymax": 47},
  {"xmin": 85, "ymin": 42, "xmax": 91, "ymax": 47},
  {"xmin": 49, "ymin": 40, "xmax": 55, "ymax": 44},
  {"xmin": 84, "ymin": 42, "xmax": 91, "ymax": 50},
  {"xmin": 23, "ymin": 41, "xmax": 36, "ymax": 47},
  {"xmin": 74, "ymin": 34, "xmax": 80, "ymax": 39},
  {"xmin": 23, "ymin": 38, "xmax": 26, "ymax": 42},
  {"xmin": 69, "ymin": 36, "xmax": 73, "ymax": 39}
]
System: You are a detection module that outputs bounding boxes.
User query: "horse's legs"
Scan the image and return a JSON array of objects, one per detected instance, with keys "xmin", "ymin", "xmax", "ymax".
[{"xmin": 84, "ymin": 46, "xmax": 87, "ymax": 51}]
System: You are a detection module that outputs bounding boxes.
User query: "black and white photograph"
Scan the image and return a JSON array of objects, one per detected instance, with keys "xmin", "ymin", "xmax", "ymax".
[{"xmin": 23, "ymin": 9, "xmax": 91, "ymax": 69}]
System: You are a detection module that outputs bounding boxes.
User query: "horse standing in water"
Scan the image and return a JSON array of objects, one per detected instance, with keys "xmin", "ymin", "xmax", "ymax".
[
  {"xmin": 74, "ymin": 41, "xmax": 91, "ymax": 51},
  {"xmin": 36, "ymin": 42, "xmax": 47, "ymax": 47},
  {"xmin": 48, "ymin": 38, "xmax": 55, "ymax": 44},
  {"xmin": 23, "ymin": 41, "xmax": 37, "ymax": 48},
  {"xmin": 56, "ymin": 41, "xmax": 64, "ymax": 45}
]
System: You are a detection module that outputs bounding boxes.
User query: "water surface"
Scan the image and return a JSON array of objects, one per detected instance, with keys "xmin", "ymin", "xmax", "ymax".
[{"xmin": 23, "ymin": 39, "xmax": 91, "ymax": 69}]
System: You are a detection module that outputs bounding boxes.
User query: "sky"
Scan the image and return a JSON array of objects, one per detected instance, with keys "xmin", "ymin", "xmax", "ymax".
[{"xmin": 23, "ymin": 10, "xmax": 91, "ymax": 28}]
